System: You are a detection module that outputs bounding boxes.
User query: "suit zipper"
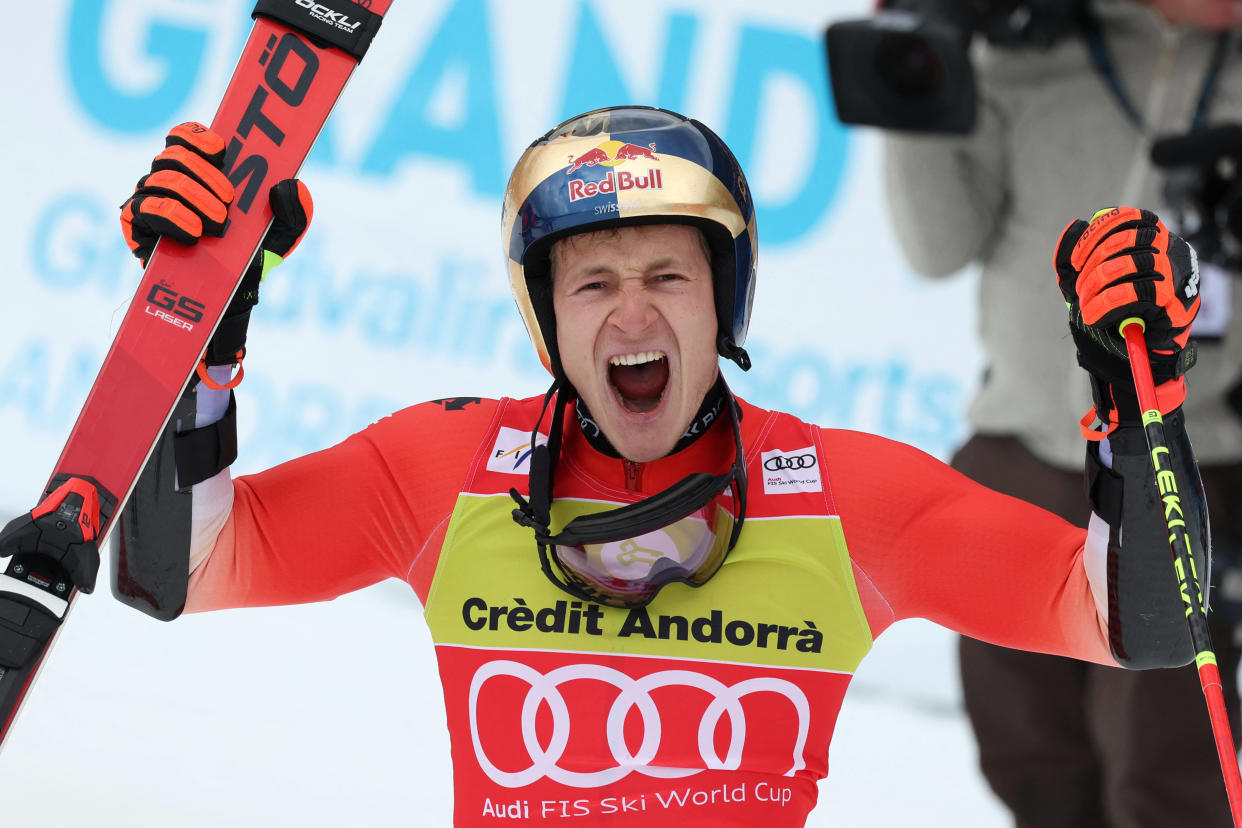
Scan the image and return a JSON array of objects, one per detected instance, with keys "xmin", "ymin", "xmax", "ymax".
[{"xmin": 624, "ymin": 460, "xmax": 643, "ymax": 492}]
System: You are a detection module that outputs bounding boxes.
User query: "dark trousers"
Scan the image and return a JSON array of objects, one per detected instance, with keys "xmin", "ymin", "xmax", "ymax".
[{"xmin": 952, "ymin": 434, "xmax": 1242, "ymax": 828}]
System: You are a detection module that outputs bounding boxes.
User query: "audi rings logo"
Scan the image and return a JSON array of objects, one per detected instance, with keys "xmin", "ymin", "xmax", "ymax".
[
  {"xmin": 761, "ymin": 446, "xmax": 822, "ymax": 494},
  {"xmin": 468, "ymin": 661, "xmax": 811, "ymax": 788},
  {"xmin": 763, "ymin": 454, "xmax": 816, "ymax": 472}
]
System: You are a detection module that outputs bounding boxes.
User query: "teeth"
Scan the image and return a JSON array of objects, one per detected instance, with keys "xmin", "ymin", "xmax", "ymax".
[{"xmin": 609, "ymin": 350, "xmax": 666, "ymax": 367}]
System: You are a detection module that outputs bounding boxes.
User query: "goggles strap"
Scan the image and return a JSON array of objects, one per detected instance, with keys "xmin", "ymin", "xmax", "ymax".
[{"xmin": 724, "ymin": 393, "xmax": 747, "ymax": 549}]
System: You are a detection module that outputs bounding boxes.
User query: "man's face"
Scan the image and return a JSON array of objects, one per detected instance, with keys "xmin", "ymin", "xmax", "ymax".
[{"xmin": 551, "ymin": 223, "xmax": 720, "ymax": 463}]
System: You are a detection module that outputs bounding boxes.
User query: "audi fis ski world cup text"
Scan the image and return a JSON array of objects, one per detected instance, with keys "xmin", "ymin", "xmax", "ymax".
[
  {"xmin": 480, "ymin": 780, "xmax": 794, "ymax": 820},
  {"xmin": 761, "ymin": 447, "xmax": 822, "ymax": 494}
]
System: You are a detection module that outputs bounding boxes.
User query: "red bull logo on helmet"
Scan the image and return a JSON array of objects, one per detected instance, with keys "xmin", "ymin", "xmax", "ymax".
[{"xmin": 565, "ymin": 140, "xmax": 664, "ymax": 203}]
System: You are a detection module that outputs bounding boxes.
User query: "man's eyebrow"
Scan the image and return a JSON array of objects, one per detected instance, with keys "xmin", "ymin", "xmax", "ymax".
[
  {"xmin": 568, "ymin": 256, "xmax": 688, "ymax": 280},
  {"xmin": 643, "ymin": 256, "xmax": 686, "ymax": 272},
  {"xmin": 569, "ymin": 263, "xmax": 616, "ymax": 279}
]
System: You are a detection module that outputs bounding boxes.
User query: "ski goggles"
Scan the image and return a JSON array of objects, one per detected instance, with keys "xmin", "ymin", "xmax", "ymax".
[{"xmin": 511, "ymin": 385, "xmax": 747, "ymax": 609}]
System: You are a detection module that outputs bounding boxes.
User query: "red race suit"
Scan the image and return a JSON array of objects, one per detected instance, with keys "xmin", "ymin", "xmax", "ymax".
[{"xmin": 179, "ymin": 393, "xmax": 1122, "ymax": 827}]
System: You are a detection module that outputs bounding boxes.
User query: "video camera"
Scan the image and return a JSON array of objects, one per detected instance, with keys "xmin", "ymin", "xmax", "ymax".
[
  {"xmin": 1153, "ymin": 125, "xmax": 1242, "ymax": 271},
  {"xmin": 826, "ymin": 0, "xmax": 1081, "ymax": 134}
]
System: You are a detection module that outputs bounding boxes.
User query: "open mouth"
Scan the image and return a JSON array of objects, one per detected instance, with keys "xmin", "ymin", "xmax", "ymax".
[{"xmin": 608, "ymin": 350, "xmax": 669, "ymax": 413}]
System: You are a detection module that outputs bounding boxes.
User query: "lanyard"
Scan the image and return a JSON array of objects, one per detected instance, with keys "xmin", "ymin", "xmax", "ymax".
[{"xmin": 1078, "ymin": 5, "xmax": 1231, "ymax": 132}]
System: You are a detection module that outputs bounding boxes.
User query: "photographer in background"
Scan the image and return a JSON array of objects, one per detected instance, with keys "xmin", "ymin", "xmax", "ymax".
[{"xmin": 832, "ymin": 0, "xmax": 1242, "ymax": 825}]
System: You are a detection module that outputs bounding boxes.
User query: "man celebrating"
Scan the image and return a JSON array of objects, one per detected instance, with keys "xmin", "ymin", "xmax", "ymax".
[{"xmin": 114, "ymin": 106, "xmax": 1211, "ymax": 827}]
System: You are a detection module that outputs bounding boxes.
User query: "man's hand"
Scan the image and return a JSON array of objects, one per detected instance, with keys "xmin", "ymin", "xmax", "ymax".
[
  {"xmin": 120, "ymin": 122, "xmax": 313, "ymax": 385},
  {"xmin": 120, "ymin": 122, "xmax": 235, "ymax": 263},
  {"xmin": 203, "ymin": 178, "xmax": 313, "ymax": 377},
  {"xmin": 1054, "ymin": 207, "xmax": 1200, "ymax": 431},
  {"xmin": 119, "ymin": 121, "xmax": 312, "ymax": 269}
]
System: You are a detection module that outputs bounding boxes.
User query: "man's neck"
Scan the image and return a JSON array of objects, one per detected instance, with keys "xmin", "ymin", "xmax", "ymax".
[{"xmin": 575, "ymin": 375, "xmax": 729, "ymax": 460}]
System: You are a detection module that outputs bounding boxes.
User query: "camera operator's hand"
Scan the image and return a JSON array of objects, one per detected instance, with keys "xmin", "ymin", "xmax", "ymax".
[{"xmin": 1055, "ymin": 206, "xmax": 1199, "ymax": 431}]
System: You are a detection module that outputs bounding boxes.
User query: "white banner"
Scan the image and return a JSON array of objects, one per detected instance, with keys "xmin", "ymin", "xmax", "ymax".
[{"xmin": 0, "ymin": 0, "xmax": 981, "ymax": 513}]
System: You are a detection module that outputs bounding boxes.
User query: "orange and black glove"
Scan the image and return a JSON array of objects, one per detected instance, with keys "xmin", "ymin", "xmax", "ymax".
[
  {"xmin": 120, "ymin": 122, "xmax": 235, "ymax": 263},
  {"xmin": 120, "ymin": 122, "xmax": 313, "ymax": 388},
  {"xmin": 1055, "ymin": 206, "xmax": 1200, "ymax": 436}
]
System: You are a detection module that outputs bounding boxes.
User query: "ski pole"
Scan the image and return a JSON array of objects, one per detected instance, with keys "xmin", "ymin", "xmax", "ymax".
[{"xmin": 1120, "ymin": 317, "xmax": 1242, "ymax": 826}]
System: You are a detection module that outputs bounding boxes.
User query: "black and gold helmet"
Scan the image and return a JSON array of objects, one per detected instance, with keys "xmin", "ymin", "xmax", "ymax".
[{"xmin": 502, "ymin": 106, "xmax": 757, "ymax": 378}]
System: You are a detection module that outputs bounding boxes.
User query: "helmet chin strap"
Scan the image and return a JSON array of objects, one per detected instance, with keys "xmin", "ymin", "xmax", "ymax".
[
  {"xmin": 508, "ymin": 377, "xmax": 584, "ymax": 595},
  {"xmin": 509, "ymin": 377, "xmax": 571, "ymax": 537},
  {"xmin": 718, "ymin": 334, "xmax": 751, "ymax": 371}
]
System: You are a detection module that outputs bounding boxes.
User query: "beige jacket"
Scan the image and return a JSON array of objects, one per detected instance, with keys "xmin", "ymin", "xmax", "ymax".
[{"xmin": 884, "ymin": 0, "xmax": 1242, "ymax": 468}]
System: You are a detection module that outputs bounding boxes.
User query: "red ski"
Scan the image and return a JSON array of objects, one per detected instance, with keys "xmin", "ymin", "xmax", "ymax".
[{"xmin": 0, "ymin": 0, "xmax": 394, "ymax": 750}]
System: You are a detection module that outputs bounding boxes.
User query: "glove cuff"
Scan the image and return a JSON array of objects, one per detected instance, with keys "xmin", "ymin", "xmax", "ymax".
[
  {"xmin": 1079, "ymin": 374, "xmax": 1188, "ymax": 441},
  {"xmin": 1069, "ymin": 313, "xmax": 1195, "ymax": 431},
  {"xmin": 200, "ymin": 246, "xmax": 274, "ymax": 371},
  {"xmin": 203, "ymin": 310, "xmax": 253, "ymax": 367}
]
